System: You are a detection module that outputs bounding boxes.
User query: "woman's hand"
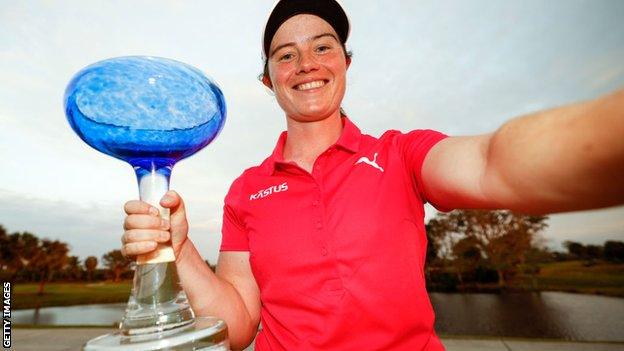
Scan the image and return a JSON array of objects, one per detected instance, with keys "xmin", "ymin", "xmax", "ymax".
[{"xmin": 121, "ymin": 190, "xmax": 190, "ymax": 260}]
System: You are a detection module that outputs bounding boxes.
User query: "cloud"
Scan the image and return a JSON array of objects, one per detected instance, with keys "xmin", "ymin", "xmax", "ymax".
[{"xmin": 546, "ymin": 206, "xmax": 624, "ymax": 249}]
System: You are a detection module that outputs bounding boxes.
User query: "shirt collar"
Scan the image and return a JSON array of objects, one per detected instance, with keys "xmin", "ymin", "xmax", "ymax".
[{"xmin": 262, "ymin": 116, "xmax": 362, "ymax": 175}]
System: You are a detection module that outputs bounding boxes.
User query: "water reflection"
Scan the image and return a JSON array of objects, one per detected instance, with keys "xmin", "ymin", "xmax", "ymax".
[
  {"xmin": 12, "ymin": 292, "xmax": 624, "ymax": 341},
  {"xmin": 13, "ymin": 303, "xmax": 124, "ymax": 327},
  {"xmin": 430, "ymin": 291, "xmax": 624, "ymax": 341}
]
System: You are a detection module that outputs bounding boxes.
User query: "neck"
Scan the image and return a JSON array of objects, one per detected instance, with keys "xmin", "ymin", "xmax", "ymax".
[{"xmin": 283, "ymin": 111, "xmax": 343, "ymax": 171}]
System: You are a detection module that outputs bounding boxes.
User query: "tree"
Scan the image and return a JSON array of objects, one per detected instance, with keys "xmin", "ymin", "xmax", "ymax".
[
  {"xmin": 0, "ymin": 225, "xmax": 11, "ymax": 280},
  {"xmin": 85, "ymin": 256, "xmax": 98, "ymax": 281},
  {"xmin": 451, "ymin": 236, "xmax": 483, "ymax": 285},
  {"xmin": 0, "ymin": 225, "xmax": 9, "ymax": 272},
  {"xmin": 28, "ymin": 239, "xmax": 69, "ymax": 294},
  {"xmin": 604, "ymin": 241, "xmax": 624, "ymax": 262},
  {"xmin": 465, "ymin": 211, "xmax": 546, "ymax": 287},
  {"xmin": 563, "ymin": 241, "xmax": 586, "ymax": 259},
  {"xmin": 1, "ymin": 231, "xmax": 42, "ymax": 281},
  {"xmin": 102, "ymin": 250, "xmax": 131, "ymax": 282},
  {"xmin": 425, "ymin": 217, "xmax": 462, "ymax": 262},
  {"xmin": 427, "ymin": 210, "xmax": 548, "ymax": 287},
  {"xmin": 0, "ymin": 228, "xmax": 71, "ymax": 287},
  {"xmin": 585, "ymin": 245, "xmax": 603, "ymax": 261},
  {"xmin": 522, "ymin": 246, "xmax": 553, "ymax": 289},
  {"xmin": 64, "ymin": 256, "xmax": 83, "ymax": 281}
]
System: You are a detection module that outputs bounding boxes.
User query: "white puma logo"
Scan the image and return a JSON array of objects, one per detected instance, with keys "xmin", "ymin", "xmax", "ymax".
[{"xmin": 355, "ymin": 153, "xmax": 384, "ymax": 173}]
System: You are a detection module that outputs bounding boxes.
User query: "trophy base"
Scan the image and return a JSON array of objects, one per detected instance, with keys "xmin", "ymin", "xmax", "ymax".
[{"xmin": 83, "ymin": 317, "xmax": 229, "ymax": 351}]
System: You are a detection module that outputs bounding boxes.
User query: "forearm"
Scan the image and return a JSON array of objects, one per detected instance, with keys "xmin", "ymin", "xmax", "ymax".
[
  {"xmin": 486, "ymin": 89, "xmax": 624, "ymax": 213},
  {"xmin": 175, "ymin": 240, "xmax": 257, "ymax": 349}
]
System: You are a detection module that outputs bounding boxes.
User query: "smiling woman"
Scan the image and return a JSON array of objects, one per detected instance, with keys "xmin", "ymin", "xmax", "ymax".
[
  {"xmin": 117, "ymin": 1, "xmax": 624, "ymax": 350},
  {"xmin": 263, "ymin": 15, "xmax": 350, "ymax": 126}
]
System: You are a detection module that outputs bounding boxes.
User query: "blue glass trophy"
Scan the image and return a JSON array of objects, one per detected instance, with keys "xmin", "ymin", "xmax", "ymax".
[{"xmin": 64, "ymin": 56, "xmax": 228, "ymax": 350}]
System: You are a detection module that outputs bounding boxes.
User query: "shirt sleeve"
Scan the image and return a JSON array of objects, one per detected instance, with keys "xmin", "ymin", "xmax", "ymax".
[
  {"xmin": 394, "ymin": 129, "xmax": 450, "ymax": 211},
  {"xmin": 219, "ymin": 177, "xmax": 250, "ymax": 251}
]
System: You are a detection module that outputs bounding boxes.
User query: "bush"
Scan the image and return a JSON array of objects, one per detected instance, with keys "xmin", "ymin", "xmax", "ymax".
[
  {"xmin": 426, "ymin": 271, "xmax": 458, "ymax": 292},
  {"xmin": 475, "ymin": 266, "xmax": 499, "ymax": 283},
  {"xmin": 604, "ymin": 241, "xmax": 624, "ymax": 263}
]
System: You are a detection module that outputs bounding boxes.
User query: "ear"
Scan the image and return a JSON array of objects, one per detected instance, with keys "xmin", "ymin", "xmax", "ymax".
[
  {"xmin": 345, "ymin": 56, "xmax": 352, "ymax": 69},
  {"xmin": 262, "ymin": 74, "xmax": 273, "ymax": 90}
]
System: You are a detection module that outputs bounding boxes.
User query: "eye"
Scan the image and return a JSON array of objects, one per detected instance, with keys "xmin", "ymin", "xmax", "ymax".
[
  {"xmin": 279, "ymin": 53, "xmax": 295, "ymax": 61},
  {"xmin": 316, "ymin": 45, "xmax": 331, "ymax": 53}
]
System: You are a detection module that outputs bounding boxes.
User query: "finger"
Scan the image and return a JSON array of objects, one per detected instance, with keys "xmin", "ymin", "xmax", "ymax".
[
  {"xmin": 120, "ymin": 246, "xmax": 132, "ymax": 258},
  {"xmin": 161, "ymin": 190, "xmax": 188, "ymax": 236},
  {"xmin": 122, "ymin": 241, "xmax": 158, "ymax": 257},
  {"xmin": 160, "ymin": 190, "xmax": 183, "ymax": 212},
  {"xmin": 124, "ymin": 214, "xmax": 170, "ymax": 231},
  {"xmin": 122, "ymin": 229, "xmax": 170, "ymax": 244},
  {"xmin": 124, "ymin": 200, "xmax": 159, "ymax": 216}
]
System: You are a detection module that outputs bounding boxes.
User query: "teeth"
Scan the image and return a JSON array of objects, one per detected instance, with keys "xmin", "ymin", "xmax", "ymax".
[{"xmin": 296, "ymin": 80, "xmax": 325, "ymax": 91}]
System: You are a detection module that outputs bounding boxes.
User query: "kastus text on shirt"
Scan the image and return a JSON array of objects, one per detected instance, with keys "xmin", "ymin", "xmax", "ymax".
[{"xmin": 249, "ymin": 182, "xmax": 289, "ymax": 201}]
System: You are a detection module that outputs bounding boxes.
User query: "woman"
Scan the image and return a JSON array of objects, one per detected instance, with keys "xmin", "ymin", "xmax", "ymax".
[{"xmin": 121, "ymin": 1, "xmax": 624, "ymax": 350}]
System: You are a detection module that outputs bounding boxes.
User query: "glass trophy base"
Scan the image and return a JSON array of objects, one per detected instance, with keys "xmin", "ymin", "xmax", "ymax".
[
  {"xmin": 83, "ymin": 317, "xmax": 229, "ymax": 351},
  {"xmin": 121, "ymin": 261, "xmax": 195, "ymax": 334}
]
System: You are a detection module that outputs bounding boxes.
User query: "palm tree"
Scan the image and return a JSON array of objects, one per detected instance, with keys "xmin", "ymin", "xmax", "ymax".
[
  {"xmin": 1, "ymin": 230, "xmax": 40, "ymax": 281},
  {"xmin": 65, "ymin": 256, "xmax": 83, "ymax": 281},
  {"xmin": 102, "ymin": 250, "xmax": 130, "ymax": 282},
  {"xmin": 85, "ymin": 256, "xmax": 98, "ymax": 281},
  {"xmin": 29, "ymin": 239, "xmax": 69, "ymax": 295}
]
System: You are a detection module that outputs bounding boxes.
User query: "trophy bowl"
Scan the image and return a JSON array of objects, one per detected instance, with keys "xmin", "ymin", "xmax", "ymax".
[{"xmin": 64, "ymin": 56, "xmax": 228, "ymax": 350}]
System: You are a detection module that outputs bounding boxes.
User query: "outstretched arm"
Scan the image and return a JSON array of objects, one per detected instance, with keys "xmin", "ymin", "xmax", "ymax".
[{"xmin": 422, "ymin": 89, "xmax": 624, "ymax": 214}]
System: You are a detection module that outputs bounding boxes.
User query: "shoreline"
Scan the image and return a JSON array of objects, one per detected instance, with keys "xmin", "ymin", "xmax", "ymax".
[{"xmin": 12, "ymin": 286, "xmax": 624, "ymax": 311}]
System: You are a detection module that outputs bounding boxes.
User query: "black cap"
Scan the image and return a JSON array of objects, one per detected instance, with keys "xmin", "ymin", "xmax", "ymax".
[{"xmin": 263, "ymin": 0, "xmax": 350, "ymax": 58}]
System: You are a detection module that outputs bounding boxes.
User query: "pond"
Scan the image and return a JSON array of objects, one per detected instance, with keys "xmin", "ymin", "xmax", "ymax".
[
  {"xmin": 12, "ymin": 291, "xmax": 624, "ymax": 342},
  {"xmin": 430, "ymin": 291, "xmax": 624, "ymax": 341}
]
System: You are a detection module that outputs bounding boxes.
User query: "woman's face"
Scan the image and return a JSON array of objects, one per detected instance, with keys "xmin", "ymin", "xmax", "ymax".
[{"xmin": 265, "ymin": 14, "xmax": 350, "ymax": 122}]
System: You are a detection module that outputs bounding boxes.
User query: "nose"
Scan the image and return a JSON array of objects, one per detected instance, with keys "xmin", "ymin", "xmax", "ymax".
[{"xmin": 297, "ymin": 51, "xmax": 319, "ymax": 74}]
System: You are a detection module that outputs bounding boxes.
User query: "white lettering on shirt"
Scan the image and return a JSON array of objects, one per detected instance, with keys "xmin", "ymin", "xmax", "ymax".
[{"xmin": 249, "ymin": 182, "xmax": 288, "ymax": 201}]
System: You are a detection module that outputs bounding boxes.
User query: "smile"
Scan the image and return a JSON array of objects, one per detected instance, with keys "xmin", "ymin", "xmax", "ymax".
[{"xmin": 294, "ymin": 80, "xmax": 327, "ymax": 91}]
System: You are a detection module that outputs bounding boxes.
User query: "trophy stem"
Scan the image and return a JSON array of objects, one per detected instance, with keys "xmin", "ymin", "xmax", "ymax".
[{"xmin": 119, "ymin": 163, "xmax": 194, "ymax": 335}]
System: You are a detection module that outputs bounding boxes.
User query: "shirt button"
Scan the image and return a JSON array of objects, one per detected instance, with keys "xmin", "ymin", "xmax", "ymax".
[
  {"xmin": 316, "ymin": 221, "xmax": 323, "ymax": 229},
  {"xmin": 312, "ymin": 200, "xmax": 319, "ymax": 206},
  {"xmin": 321, "ymin": 247, "xmax": 328, "ymax": 256}
]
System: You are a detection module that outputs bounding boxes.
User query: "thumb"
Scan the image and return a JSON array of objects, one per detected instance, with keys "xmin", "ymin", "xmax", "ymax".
[{"xmin": 160, "ymin": 190, "xmax": 189, "ymax": 245}]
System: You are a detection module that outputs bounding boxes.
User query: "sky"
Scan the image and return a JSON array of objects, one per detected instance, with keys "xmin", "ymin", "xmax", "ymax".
[{"xmin": 1, "ymin": 0, "xmax": 623, "ymax": 264}]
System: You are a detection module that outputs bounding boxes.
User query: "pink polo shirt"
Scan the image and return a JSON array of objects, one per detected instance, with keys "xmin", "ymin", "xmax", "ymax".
[{"xmin": 220, "ymin": 117, "xmax": 448, "ymax": 350}]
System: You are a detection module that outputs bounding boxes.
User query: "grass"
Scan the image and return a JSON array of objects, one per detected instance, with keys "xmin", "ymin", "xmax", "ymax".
[
  {"xmin": 513, "ymin": 260, "xmax": 624, "ymax": 297},
  {"xmin": 13, "ymin": 281, "xmax": 131, "ymax": 310},
  {"xmin": 11, "ymin": 261, "xmax": 624, "ymax": 310}
]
